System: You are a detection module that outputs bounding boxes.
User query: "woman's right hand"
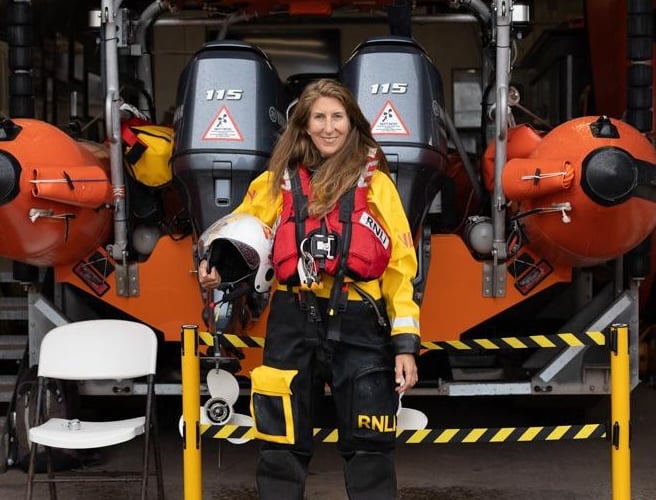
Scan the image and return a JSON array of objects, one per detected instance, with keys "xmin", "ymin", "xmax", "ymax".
[{"xmin": 198, "ymin": 259, "xmax": 221, "ymax": 290}]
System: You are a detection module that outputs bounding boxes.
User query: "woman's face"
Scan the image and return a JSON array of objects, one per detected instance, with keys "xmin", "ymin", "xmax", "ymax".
[{"xmin": 306, "ymin": 96, "xmax": 351, "ymax": 158}]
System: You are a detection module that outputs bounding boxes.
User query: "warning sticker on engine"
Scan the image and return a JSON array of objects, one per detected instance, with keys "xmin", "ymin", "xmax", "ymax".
[
  {"xmin": 371, "ymin": 101, "xmax": 409, "ymax": 136},
  {"xmin": 202, "ymin": 106, "xmax": 244, "ymax": 141}
]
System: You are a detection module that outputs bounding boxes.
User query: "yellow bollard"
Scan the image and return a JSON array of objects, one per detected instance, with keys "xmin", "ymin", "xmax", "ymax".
[
  {"xmin": 182, "ymin": 325, "xmax": 202, "ymax": 500},
  {"xmin": 610, "ymin": 323, "xmax": 631, "ymax": 500}
]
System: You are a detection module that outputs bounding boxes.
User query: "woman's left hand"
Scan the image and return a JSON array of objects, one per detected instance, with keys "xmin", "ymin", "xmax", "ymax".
[{"xmin": 394, "ymin": 353, "xmax": 418, "ymax": 393}]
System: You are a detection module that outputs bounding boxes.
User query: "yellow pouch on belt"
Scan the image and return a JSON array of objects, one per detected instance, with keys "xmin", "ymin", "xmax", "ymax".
[
  {"xmin": 250, "ymin": 365, "xmax": 297, "ymax": 444},
  {"xmin": 122, "ymin": 124, "xmax": 174, "ymax": 188}
]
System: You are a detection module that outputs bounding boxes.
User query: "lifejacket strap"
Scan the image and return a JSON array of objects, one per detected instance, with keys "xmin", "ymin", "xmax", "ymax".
[
  {"xmin": 289, "ymin": 168, "xmax": 308, "ymax": 248},
  {"xmin": 124, "ymin": 139, "xmax": 147, "ymax": 164},
  {"xmin": 326, "ymin": 314, "xmax": 342, "ymax": 342},
  {"xmin": 299, "ymin": 290, "xmax": 322, "ymax": 345}
]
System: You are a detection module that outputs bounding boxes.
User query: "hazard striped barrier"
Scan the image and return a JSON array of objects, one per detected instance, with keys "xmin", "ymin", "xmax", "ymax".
[
  {"xmin": 199, "ymin": 423, "xmax": 606, "ymax": 443},
  {"xmin": 199, "ymin": 330, "xmax": 265, "ymax": 349},
  {"xmin": 184, "ymin": 325, "xmax": 632, "ymax": 500},
  {"xmin": 198, "ymin": 330, "xmax": 606, "ymax": 350},
  {"xmin": 420, "ymin": 331, "xmax": 606, "ymax": 350}
]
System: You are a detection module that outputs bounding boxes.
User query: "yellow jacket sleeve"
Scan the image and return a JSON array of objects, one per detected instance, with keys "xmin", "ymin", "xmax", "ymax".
[
  {"xmin": 232, "ymin": 171, "xmax": 282, "ymax": 227},
  {"xmin": 368, "ymin": 170, "xmax": 421, "ymax": 354}
]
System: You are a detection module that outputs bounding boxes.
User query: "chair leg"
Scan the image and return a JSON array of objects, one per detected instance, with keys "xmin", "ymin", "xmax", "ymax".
[
  {"xmin": 152, "ymin": 413, "xmax": 165, "ymax": 500},
  {"xmin": 141, "ymin": 433, "xmax": 150, "ymax": 500},
  {"xmin": 24, "ymin": 442, "xmax": 37, "ymax": 500},
  {"xmin": 143, "ymin": 377, "xmax": 165, "ymax": 500},
  {"xmin": 45, "ymin": 446, "xmax": 58, "ymax": 500},
  {"xmin": 142, "ymin": 409, "xmax": 166, "ymax": 500}
]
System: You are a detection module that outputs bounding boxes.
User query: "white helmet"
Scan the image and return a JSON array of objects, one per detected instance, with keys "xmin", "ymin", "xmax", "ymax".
[{"xmin": 198, "ymin": 213, "xmax": 274, "ymax": 293}]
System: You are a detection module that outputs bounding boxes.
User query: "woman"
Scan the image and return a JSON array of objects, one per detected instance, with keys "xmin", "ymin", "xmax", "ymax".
[{"xmin": 199, "ymin": 78, "xmax": 420, "ymax": 500}]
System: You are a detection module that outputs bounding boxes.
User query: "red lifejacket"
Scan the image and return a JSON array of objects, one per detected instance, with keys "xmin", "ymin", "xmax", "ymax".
[{"xmin": 272, "ymin": 151, "xmax": 392, "ymax": 285}]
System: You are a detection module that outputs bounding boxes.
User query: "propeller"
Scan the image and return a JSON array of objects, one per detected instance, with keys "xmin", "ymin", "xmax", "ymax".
[
  {"xmin": 179, "ymin": 368, "xmax": 254, "ymax": 444},
  {"xmin": 396, "ymin": 392, "xmax": 428, "ymax": 431}
]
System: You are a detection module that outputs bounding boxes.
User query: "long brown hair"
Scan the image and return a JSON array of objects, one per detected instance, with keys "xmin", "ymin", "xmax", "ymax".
[{"xmin": 269, "ymin": 79, "xmax": 388, "ymax": 217}]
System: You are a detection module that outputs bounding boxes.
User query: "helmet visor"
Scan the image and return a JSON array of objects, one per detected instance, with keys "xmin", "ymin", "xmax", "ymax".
[{"xmin": 207, "ymin": 238, "xmax": 260, "ymax": 287}]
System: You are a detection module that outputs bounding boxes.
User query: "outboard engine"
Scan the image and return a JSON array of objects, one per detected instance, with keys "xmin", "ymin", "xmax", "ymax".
[
  {"xmin": 172, "ymin": 40, "xmax": 286, "ymax": 234},
  {"xmin": 341, "ymin": 36, "xmax": 448, "ymax": 240}
]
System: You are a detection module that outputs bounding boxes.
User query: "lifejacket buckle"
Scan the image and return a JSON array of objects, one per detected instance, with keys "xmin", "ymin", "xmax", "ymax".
[
  {"xmin": 309, "ymin": 233, "xmax": 337, "ymax": 260},
  {"xmin": 298, "ymin": 290, "xmax": 323, "ymax": 328}
]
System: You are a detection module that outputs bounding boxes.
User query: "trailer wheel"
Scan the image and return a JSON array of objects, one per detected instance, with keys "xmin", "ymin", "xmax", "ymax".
[{"xmin": 9, "ymin": 364, "xmax": 81, "ymax": 472}]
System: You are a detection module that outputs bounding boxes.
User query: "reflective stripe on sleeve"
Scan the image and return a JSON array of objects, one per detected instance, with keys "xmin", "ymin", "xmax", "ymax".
[{"xmin": 391, "ymin": 316, "xmax": 420, "ymax": 331}]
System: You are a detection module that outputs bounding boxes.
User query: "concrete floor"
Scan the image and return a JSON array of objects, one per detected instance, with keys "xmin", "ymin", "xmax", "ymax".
[{"xmin": 1, "ymin": 384, "xmax": 655, "ymax": 500}]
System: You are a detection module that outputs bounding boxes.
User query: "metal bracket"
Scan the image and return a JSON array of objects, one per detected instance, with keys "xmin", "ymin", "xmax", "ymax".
[
  {"xmin": 115, "ymin": 262, "xmax": 140, "ymax": 297},
  {"xmin": 483, "ymin": 260, "xmax": 507, "ymax": 297}
]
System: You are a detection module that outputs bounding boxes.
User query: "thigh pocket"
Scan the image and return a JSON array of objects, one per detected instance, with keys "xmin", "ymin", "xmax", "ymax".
[
  {"xmin": 351, "ymin": 366, "xmax": 397, "ymax": 440},
  {"xmin": 250, "ymin": 365, "xmax": 298, "ymax": 444}
]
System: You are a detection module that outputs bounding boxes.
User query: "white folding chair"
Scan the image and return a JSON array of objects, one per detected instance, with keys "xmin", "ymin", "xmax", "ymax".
[{"xmin": 25, "ymin": 319, "xmax": 165, "ymax": 500}]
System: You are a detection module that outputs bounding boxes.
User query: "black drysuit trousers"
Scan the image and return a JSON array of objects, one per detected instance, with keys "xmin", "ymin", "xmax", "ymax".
[{"xmin": 253, "ymin": 290, "xmax": 399, "ymax": 500}]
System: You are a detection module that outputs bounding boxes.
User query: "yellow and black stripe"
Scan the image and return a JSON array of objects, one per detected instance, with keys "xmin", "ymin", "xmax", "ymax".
[
  {"xmin": 199, "ymin": 331, "xmax": 606, "ymax": 350},
  {"xmin": 199, "ymin": 331, "xmax": 265, "ymax": 349},
  {"xmin": 390, "ymin": 424, "xmax": 606, "ymax": 444},
  {"xmin": 200, "ymin": 423, "xmax": 256, "ymax": 442},
  {"xmin": 200, "ymin": 423, "xmax": 606, "ymax": 443},
  {"xmin": 420, "ymin": 331, "xmax": 606, "ymax": 351}
]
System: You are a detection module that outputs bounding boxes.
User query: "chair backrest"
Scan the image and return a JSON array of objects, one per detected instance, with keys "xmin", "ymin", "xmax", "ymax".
[{"xmin": 37, "ymin": 319, "xmax": 158, "ymax": 380}]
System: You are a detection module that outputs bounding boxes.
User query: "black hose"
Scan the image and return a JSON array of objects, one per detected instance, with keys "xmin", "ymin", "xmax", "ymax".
[
  {"xmin": 624, "ymin": 0, "xmax": 653, "ymax": 280},
  {"xmin": 8, "ymin": 0, "xmax": 35, "ymax": 118},
  {"xmin": 625, "ymin": 0, "xmax": 653, "ymax": 132}
]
